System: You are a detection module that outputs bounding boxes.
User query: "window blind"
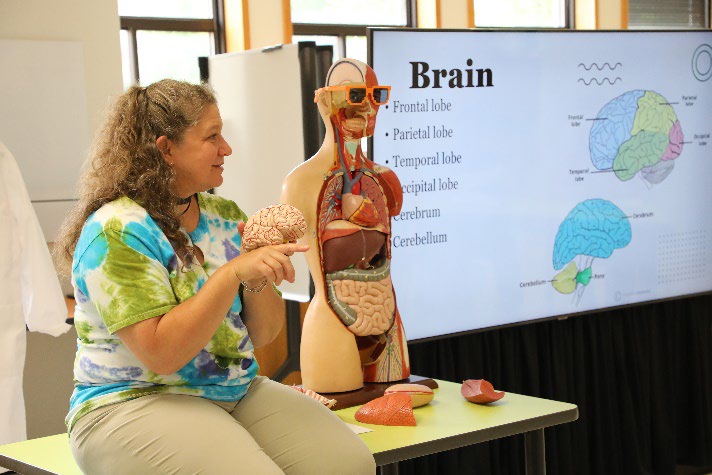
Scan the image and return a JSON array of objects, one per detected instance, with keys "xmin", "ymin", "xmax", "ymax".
[{"xmin": 629, "ymin": 0, "xmax": 708, "ymax": 28}]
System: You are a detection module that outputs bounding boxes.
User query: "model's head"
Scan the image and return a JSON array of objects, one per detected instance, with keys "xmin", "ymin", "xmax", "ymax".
[
  {"xmin": 315, "ymin": 58, "xmax": 390, "ymax": 140},
  {"xmin": 55, "ymin": 79, "xmax": 218, "ymax": 272}
]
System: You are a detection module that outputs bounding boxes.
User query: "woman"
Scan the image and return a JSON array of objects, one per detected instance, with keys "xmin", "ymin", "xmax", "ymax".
[{"xmin": 55, "ymin": 79, "xmax": 375, "ymax": 474}]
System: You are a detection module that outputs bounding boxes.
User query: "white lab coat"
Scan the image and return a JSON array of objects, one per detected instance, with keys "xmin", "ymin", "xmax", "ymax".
[{"xmin": 0, "ymin": 140, "xmax": 69, "ymax": 449}]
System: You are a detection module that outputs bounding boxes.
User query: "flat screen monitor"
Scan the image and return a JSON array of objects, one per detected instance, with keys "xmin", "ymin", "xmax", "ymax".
[{"xmin": 368, "ymin": 28, "xmax": 712, "ymax": 342}]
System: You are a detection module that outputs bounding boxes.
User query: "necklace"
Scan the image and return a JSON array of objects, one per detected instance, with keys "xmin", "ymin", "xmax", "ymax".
[{"xmin": 179, "ymin": 194, "xmax": 195, "ymax": 216}]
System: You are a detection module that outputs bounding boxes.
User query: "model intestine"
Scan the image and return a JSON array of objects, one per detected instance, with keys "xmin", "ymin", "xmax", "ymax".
[
  {"xmin": 328, "ymin": 276, "xmax": 395, "ymax": 336},
  {"xmin": 242, "ymin": 204, "xmax": 306, "ymax": 252}
]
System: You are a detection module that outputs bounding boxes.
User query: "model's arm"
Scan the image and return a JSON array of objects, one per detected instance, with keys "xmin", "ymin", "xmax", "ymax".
[{"xmin": 116, "ymin": 243, "xmax": 307, "ymax": 374}]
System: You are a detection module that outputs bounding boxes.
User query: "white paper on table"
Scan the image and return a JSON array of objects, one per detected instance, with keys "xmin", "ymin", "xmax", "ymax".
[{"xmin": 346, "ymin": 422, "xmax": 373, "ymax": 434}]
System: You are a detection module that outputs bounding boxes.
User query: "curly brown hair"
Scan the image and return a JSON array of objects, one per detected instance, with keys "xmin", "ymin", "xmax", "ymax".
[{"xmin": 54, "ymin": 79, "xmax": 217, "ymax": 275}]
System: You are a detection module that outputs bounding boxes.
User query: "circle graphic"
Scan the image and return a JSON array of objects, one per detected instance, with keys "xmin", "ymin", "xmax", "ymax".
[{"xmin": 692, "ymin": 44, "xmax": 712, "ymax": 81}]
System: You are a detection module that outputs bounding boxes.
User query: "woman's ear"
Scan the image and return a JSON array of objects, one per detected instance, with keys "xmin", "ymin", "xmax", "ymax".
[{"xmin": 156, "ymin": 136, "xmax": 172, "ymax": 162}]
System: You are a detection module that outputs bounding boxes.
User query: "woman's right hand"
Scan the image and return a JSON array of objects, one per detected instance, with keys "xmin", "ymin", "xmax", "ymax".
[{"xmin": 230, "ymin": 243, "xmax": 309, "ymax": 286}]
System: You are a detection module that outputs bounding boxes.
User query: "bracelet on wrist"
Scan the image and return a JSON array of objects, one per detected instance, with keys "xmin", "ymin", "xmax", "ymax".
[{"xmin": 235, "ymin": 269, "xmax": 268, "ymax": 293}]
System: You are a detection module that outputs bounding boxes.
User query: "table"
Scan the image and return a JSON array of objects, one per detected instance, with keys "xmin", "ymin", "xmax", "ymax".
[
  {"xmin": 0, "ymin": 380, "xmax": 577, "ymax": 475},
  {"xmin": 335, "ymin": 379, "xmax": 578, "ymax": 475},
  {"xmin": 0, "ymin": 434, "xmax": 79, "ymax": 475}
]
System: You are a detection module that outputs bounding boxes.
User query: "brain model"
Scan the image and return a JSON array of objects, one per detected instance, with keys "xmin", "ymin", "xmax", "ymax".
[
  {"xmin": 589, "ymin": 90, "xmax": 684, "ymax": 184},
  {"xmin": 242, "ymin": 204, "xmax": 307, "ymax": 252}
]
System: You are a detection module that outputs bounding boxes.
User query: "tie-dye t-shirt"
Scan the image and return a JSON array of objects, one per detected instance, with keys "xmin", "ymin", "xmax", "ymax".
[{"xmin": 66, "ymin": 193, "xmax": 258, "ymax": 432}]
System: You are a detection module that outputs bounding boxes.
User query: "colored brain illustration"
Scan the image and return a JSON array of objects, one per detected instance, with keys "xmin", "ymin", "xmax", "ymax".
[
  {"xmin": 589, "ymin": 90, "xmax": 684, "ymax": 184},
  {"xmin": 551, "ymin": 200, "xmax": 632, "ymax": 299},
  {"xmin": 242, "ymin": 204, "xmax": 307, "ymax": 252},
  {"xmin": 553, "ymin": 199, "xmax": 632, "ymax": 271}
]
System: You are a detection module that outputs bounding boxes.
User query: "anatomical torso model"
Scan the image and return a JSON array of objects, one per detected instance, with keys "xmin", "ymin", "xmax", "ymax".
[{"xmin": 282, "ymin": 59, "xmax": 410, "ymax": 393}]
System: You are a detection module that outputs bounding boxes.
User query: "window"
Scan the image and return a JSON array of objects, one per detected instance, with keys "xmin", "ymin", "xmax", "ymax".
[
  {"xmin": 291, "ymin": 0, "xmax": 409, "ymax": 25},
  {"xmin": 629, "ymin": 0, "xmax": 709, "ymax": 29},
  {"xmin": 473, "ymin": 0, "xmax": 568, "ymax": 28},
  {"xmin": 118, "ymin": 0, "xmax": 225, "ymax": 89},
  {"xmin": 291, "ymin": 0, "xmax": 415, "ymax": 64}
]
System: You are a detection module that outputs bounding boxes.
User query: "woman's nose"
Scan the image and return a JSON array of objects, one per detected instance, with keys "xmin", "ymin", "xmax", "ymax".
[{"xmin": 220, "ymin": 136, "xmax": 232, "ymax": 156}]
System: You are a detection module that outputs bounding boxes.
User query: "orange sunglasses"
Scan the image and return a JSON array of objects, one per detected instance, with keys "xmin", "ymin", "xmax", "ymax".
[{"xmin": 314, "ymin": 85, "xmax": 391, "ymax": 106}]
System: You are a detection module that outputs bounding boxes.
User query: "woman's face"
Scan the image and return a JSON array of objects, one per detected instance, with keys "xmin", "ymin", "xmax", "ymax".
[{"xmin": 164, "ymin": 104, "xmax": 232, "ymax": 196}]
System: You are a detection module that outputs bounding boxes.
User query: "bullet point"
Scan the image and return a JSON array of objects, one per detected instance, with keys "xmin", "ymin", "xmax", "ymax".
[{"xmin": 385, "ymin": 132, "xmax": 389, "ymax": 136}]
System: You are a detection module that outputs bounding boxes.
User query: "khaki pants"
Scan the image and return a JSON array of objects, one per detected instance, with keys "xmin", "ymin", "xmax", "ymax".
[{"xmin": 70, "ymin": 376, "xmax": 375, "ymax": 474}]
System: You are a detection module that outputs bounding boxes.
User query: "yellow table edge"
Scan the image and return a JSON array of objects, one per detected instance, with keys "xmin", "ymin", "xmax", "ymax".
[
  {"xmin": 0, "ymin": 379, "xmax": 578, "ymax": 474},
  {"xmin": 0, "ymin": 433, "xmax": 79, "ymax": 475},
  {"xmin": 335, "ymin": 379, "xmax": 579, "ymax": 466}
]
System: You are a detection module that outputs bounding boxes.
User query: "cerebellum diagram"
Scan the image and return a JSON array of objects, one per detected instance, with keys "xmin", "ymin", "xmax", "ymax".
[
  {"xmin": 589, "ymin": 90, "xmax": 684, "ymax": 185},
  {"xmin": 552, "ymin": 199, "xmax": 632, "ymax": 304}
]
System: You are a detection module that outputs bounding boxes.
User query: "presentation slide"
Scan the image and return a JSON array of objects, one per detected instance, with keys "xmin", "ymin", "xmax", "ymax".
[{"xmin": 370, "ymin": 29, "xmax": 712, "ymax": 341}]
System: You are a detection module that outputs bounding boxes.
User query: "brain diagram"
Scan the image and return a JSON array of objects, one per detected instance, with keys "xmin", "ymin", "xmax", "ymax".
[
  {"xmin": 589, "ymin": 90, "xmax": 684, "ymax": 184},
  {"xmin": 552, "ymin": 199, "xmax": 632, "ymax": 302}
]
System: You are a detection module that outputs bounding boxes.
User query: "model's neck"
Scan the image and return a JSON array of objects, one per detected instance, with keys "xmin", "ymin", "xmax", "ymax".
[{"xmin": 332, "ymin": 123, "xmax": 363, "ymax": 171}]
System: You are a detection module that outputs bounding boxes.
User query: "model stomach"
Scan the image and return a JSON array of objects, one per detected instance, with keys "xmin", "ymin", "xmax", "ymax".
[{"xmin": 321, "ymin": 220, "xmax": 386, "ymax": 273}]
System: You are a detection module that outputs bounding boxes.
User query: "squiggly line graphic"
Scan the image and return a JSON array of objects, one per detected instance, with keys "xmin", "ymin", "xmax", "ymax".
[
  {"xmin": 577, "ymin": 77, "xmax": 622, "ymax": 86},
  {"xmin": 578, "ymin": 62, "xmax": 622, "ymax": 71}
]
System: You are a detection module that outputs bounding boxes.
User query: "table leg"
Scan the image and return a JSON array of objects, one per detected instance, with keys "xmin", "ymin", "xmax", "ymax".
[
  {"xmin": 378, "ymin": 462, "xmax": 399, "ymax": 475},
  {"xmin": 524, "ymin": 429, "xmax": 546, "ymax": 475}
]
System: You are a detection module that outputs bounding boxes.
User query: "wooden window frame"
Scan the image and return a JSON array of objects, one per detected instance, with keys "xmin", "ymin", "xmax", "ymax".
[
  {"xmin": 120, "ymin": 0, "xmax": 226, "ymax": 85},
  {"xmin": 291, "ymin": 0, "xmax": 416, "ymax": 58},
  {"xmin": 471, "ymin": 0, "xmax": 573, "ymax": 29}
]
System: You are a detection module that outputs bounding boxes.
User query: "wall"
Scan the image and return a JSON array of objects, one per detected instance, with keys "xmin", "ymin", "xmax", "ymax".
[
  {"xmin": 0, "ymin": 0, "xmax": 123, "ymax": 439},
  {"xmin": 225, "ymin": 0, "xmax": 291, "ymax": 51},
  {"xmin": 247, "ymin": 0, "xmax": 290, "ymax": 49},
  {"xmin": 0, "ymin": 0, "xmax": 123, "ymax": 263},
  {"xmin": 24, "ymin": 325, "xmax": 78, "ymax": 438},
  {"xmin": 0, "ymin": 0, "xmax": 123, "ymax": 133},
  {"xmin": 0, "ymin": 1, "xmax": 123, "ymax": 245},
  {"xmin": 596, "ymin": 0, "xmax": 628, "ymax": 29},
  {"xmin": 440, "ymin": 0, "xmax": 473, "ymax": 28}
]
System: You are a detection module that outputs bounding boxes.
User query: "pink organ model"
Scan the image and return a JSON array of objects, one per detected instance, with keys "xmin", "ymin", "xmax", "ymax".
[
  {"xmin": 241, "ymin": 204, "xmax": 306, "ymax": 252},
  {"xmin": 281, "ymin": 58, "xmax": 410, "ymax": 393}
]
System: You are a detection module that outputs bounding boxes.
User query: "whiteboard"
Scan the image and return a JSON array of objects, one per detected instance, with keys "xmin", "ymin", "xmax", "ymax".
[
  {"xmin": 371, "ymin": 29, "xmax": 712, "ymax": 341},
  {"xmin": 0, "ymin": 39, "xmax": 89, "ymax": 241},
  {"xmin": 209, "ymin": 45, "xmax": 310, "ymax": 301}
]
